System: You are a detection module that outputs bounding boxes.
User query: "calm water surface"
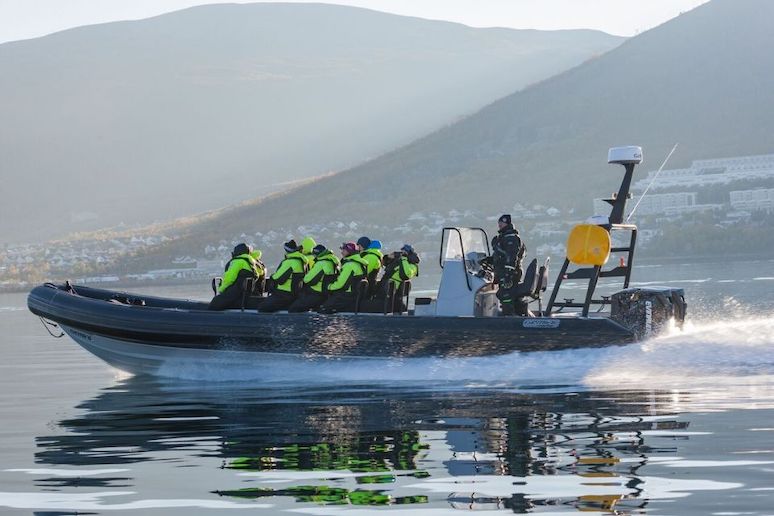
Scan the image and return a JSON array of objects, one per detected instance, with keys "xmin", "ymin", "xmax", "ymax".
[{"xmin": 2, "ymin": 259, "xmax": 774, "ymax": 515}]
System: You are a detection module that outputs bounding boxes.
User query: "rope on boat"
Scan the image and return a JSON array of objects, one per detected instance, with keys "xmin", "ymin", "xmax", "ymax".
[{"xmin": 39, "ymin": 317, "xmax": 65, "ymax": 338}]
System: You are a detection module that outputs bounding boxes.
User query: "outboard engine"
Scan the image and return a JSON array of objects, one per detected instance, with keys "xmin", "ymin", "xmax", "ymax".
[{"xmin": 611, "ymin": 287, "xmax": 687, "ymax": 340}]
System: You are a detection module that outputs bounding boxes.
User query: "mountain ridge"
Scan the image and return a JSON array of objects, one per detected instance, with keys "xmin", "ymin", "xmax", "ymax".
[{"xmin": 0, "ymin": 2, "xmax": 622, "ymax": 243}]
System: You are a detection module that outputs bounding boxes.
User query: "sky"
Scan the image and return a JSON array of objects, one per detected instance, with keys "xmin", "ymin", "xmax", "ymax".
[{"xmin": 0, "ymin": 0, "xmax": 711, "ymax": 44}]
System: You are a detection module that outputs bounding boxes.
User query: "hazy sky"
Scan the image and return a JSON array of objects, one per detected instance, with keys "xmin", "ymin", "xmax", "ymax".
[{"xmin": 0, "ymin": 0, "xmax": 711, "ymax": 44}]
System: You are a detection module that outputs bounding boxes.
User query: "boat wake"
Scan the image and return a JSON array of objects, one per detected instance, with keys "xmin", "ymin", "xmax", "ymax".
[
  {"xmin": 586, "ymin": 316, "xmax": 774, "ymax": 388},
  {"xmin": 153, "ymin": 315, "xmax": 774, "ymax": 393}
]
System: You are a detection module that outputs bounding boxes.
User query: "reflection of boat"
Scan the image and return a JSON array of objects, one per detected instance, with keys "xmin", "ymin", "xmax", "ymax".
[
  {"xmin": 28, "ymin": 147, "xmax": 687, "ymax": 376},
  {"xmin": 28, "ymin": 378, "xmax": 695, "ymax": 512}
]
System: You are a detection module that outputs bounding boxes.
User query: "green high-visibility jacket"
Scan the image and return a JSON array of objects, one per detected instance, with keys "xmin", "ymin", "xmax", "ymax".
[
  {"xmin": 303, "ymin": 251, "xmax": 341, "ymax": 293},
  {"xmin": 328, "ymin": 254, "xmax": 369, "ymax": 293},
  {"xmin": 361, "ymin": 248, "xmax": 383, "ymax": 274},
  {"xmin": 250, "ymin": 250, "xmax": 267, "ymax": 279},
  {"xmin": 219, "ymin": 253, "xmax": 260, "ymax": 293},
  {"xmin": 271, "ymin": 251, "xmax": 310, "ymax": 293},
  {"xmin": 389, "ymin": 257, "xmax": 418, "ymax": 289}
]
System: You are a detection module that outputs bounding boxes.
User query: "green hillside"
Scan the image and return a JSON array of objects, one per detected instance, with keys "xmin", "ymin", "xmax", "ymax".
[{"xmin": 135, "ymin": 0, "xmax": 773, "ymax": 262}]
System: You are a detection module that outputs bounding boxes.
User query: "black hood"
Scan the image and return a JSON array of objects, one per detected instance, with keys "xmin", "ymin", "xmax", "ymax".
[{"xmin": 499, "ymin": 224, "xmax": 518, "ymax": 236}]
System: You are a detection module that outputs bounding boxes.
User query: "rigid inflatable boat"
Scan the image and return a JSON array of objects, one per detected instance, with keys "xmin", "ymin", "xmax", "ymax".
[{"xmin": 28, "ymin": 147, "xmax": 687, "ymax": 376}]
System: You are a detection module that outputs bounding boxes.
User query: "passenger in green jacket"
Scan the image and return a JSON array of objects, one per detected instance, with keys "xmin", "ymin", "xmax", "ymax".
[
  {"xmin": 288, "ymin": 244, "xmax": 340, "ymax": 313},
  {"xmin": 365, "ymin": 244, "xmax": 420, "ymax": 313},
  {"xmin": 390, "ymin": 244, "xmax": 420, "ymax": 289},
  {"xmin": 208, "ymin": 243, "xmax": 261, "ymax": 310},
  {"xmin": 319, "ymin": 242, "xmax": 370, "ymax": 314},
  {"xmin": 359, "ymin": 238, "xmax": 384, "ymax": 297},
  {"xmin": 259, "ymin": 240, "xmax": 310, "ymax": 313}
]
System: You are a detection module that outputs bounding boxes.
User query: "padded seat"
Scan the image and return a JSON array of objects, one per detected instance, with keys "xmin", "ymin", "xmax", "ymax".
[{"xmin": 511, "ymin": 257, "xmax": 551, "ymax": 316}]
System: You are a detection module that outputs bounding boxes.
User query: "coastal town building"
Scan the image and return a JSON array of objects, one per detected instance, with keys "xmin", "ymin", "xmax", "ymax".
[
  {"xmin": 730, "ymin": 188, "xmax": 774, "ymax": 213},
  {"xmin": 633, "ymin": 153, "xmax": 774, "ymax": 191},
  {"xmin": 593, "ymin": 192, "xmax": 722, "ymax": 217},
  {"xmin": 589, "ymin": 152, "xmax": 774, "ymax": 218}
]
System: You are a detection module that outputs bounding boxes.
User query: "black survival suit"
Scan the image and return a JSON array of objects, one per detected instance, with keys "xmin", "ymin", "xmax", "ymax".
[{"xmin": 491, "ymin": 223, "xmax": 526, "ymax": 316}]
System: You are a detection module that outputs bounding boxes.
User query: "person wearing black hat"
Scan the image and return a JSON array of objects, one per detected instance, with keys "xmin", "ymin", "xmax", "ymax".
[
  {"xmin": 259, "ymin": 239, "xmax": 311, "ymax": 313},
  {"xmin": 358, "ymin": 237, "xmax": 384, "ymax": 297},
  {"xmin": 491, "ymin": 214, "xmax": 526, "ymax": 316},
  {"xmin": 208, "ymin": 243, "xmax": 261, "ymax": 310},
  {"xmin": 362, "ymin": 244, "xmax": 420, "ymax": 314},
  {"xmin": 288, "ymin": 244, "xmax": 341, "ymax": 312},
  {"xmin": 356, "ymin": 236, "xmax": 371, "ymax": 252},
  {"xmin": 318, "ymin": 242, "xmax": 370, "ymax": 314}
]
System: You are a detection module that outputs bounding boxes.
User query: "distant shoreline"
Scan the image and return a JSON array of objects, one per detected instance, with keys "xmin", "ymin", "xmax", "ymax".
[
  {"xmin": 636, "ymin": 251, "xmax": 774, "ymax": 265},
  {"xmin": 4, "ymin": 252, "xmax": 772, "ymax": 295},
  {"xmin": 0, "ymin": 276, "xmax": 208, "ymax": 295}
]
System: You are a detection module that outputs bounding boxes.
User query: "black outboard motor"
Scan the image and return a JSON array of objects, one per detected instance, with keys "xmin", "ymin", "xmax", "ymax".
[{"xmin": 611, "ymin": 287, "xmax": 687, "ymax": 340}]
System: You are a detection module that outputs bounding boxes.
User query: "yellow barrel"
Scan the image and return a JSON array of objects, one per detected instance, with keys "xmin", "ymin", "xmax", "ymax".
[{"xmin": 566, "ymin": 224, "xmax": 611, "ymax": 266}]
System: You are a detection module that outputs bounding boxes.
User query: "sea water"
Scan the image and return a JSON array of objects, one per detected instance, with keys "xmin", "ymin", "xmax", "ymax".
[{"xmin": 1, "ymin": 258, "xmax": 774, "ymax": 514}]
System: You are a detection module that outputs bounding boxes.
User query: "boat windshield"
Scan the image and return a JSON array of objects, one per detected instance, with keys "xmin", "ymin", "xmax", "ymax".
[{"xmin": 440, "ymin": 227, "xmax": 490, "ymax": 270}]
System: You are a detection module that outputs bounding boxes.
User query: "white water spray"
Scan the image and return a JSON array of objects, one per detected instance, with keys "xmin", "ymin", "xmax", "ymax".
[{"xmin": 153, "ymin": 315, "xmax": 774, "ymax": 393}]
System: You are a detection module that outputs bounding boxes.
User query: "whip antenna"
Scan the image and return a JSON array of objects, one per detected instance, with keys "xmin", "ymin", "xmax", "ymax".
[{"xmin": 627, "ymin": 143, "xmax": 679, "ymax": 221}]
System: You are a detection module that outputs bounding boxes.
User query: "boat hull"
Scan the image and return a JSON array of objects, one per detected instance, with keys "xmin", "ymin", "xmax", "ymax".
[
  {"xmin": 59, "ymin": 324, "xmax": 344, "ymax": 377},
  {"xmin": 28, "ymin": 284, "xmax": 636, "ymax": 376}
]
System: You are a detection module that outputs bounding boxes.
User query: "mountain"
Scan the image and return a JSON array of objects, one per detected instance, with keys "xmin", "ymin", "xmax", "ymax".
[
  {"xmin": 0, "ymin": 3, "xmax": 622, "ymax": 243},
  {"xmin": 152, "ymin": 0, "xmax": 773, "ymax": 256}
]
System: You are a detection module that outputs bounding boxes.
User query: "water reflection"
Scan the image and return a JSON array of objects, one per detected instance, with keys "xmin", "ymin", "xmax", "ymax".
[{"xmin": 23, "ymin": 377, "xmax": 735, "ymax": 513}]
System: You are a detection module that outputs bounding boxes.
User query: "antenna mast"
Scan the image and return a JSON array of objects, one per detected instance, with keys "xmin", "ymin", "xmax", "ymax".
[{"xmin": 626, "ymin": 143, "xmax": 679, "ymax": 221}]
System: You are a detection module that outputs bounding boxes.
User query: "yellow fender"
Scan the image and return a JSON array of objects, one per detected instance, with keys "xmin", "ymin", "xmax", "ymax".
[{"xmin": 566, "ymin": 224, "xmax": 611, "ymax": 266}]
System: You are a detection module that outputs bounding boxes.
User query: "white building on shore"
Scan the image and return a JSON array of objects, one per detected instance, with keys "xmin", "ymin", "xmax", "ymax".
[
  {"xmin": 730, "ymin": 188, "xmax": 774, "ymax": 212},
  {"xmin": 593, "ymin": 192, "xmax": 722, "ymax": 217},
  {"xmin": 633, "ymin": 153, "xmax": 774, "ymax": 191}
]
